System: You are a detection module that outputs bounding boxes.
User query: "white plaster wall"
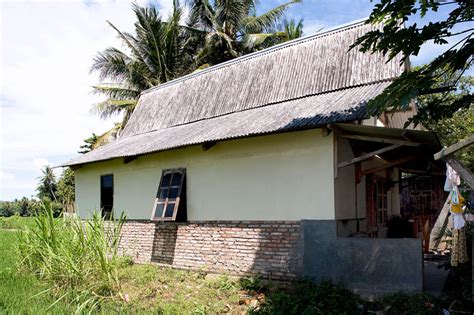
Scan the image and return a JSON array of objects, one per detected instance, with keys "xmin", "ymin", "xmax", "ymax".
[{"xmin": 75, "ymin": 129, "xmax": 335, "ymax": 221}]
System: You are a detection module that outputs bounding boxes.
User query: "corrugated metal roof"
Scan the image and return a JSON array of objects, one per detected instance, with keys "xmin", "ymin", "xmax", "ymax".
[
  {"xmin": 63, "ymin": 20, "xmax": 405, "ymax": 166},
  {"xmin": 63, "ymin": 81, "xmax": 391, "ymax": 166}
]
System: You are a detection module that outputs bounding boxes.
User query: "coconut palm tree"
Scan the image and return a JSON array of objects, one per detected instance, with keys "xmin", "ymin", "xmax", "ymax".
[
  {"xmin": 37, "ymin": 166, "xmax": 58, "ymax": 202},
  {"xmin": 91, "ymin": 1, "xmax": 204, "ymax": 126},
  {"xmin": 187, "ymin": 0, "xmax": 301, "ymax": 66}
]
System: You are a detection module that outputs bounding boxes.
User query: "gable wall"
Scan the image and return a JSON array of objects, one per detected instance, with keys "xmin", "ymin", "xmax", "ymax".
[{"xmin": 75, "ymin": 129, "xmax": 335, "ymax": 221}]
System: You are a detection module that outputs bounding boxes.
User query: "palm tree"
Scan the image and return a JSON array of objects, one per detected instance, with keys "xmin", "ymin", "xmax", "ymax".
[
  {"xmin": 78, "ymin": 123, "xmax": 122, "ymax": 154},
  {"xmin": 187, "ymin": 0, "xmax": 301, "ymax": 66},
  {"xmin": 37, "ymin": 166, "xmax": 58, "ymax": 202},
  {"xmin": 91, "ymin": 1, "xmax": 203, "ymax": 126},
  {"xmin": 280, "ymin": 18, "xmax": 304, "ymax": 41}
]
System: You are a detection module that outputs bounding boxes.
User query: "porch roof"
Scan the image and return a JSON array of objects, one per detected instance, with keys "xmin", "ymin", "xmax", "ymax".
[{"xmin": 330, "ymin": 123, "xmax": 444, "ymax": 174}]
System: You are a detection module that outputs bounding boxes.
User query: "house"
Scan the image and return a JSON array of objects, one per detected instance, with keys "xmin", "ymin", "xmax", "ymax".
[{"xmin": 63, "ymin": 20, "xmax": 443, "ymax": 295}]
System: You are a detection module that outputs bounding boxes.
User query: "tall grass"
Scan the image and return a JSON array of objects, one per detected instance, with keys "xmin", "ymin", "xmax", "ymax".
[{"xmin": 17, "ymin": 202, "xmax": 126, "ymax": 311}]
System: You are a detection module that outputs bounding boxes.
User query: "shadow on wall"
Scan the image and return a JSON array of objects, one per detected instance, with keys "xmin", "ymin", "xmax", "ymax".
[
  {"xmin": 148, "ymin": 221, "xmax": 301, "ymax": 281},
  {"xmin": 151, "ymin": 223, "xmax": 178, "ymax": 265}
]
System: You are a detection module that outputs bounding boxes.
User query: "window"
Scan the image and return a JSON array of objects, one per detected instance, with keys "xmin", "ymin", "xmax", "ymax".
[
  {"xmin": 376, "ymin": 179, "xmax": 388, "ymax": 225},
  {"xmin": 100, "ymin": 174, "xmax": 113, "ymax": 219},
  {"xmin": 152, "ymin": 169, "xmax": 186, "ymax": 221}
]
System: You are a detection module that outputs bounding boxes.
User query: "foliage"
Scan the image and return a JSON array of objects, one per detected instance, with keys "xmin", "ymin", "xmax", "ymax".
[
  {"xmin": 78, "ymin": 133, "xmax": 99, "ymax": 154},
  {"xmin": 351, "ymin": 0, "xmax": 473, "ymax": 125},
  {"xmin": 18, "ymin": 203, "xmax": 126, "ymax": 312},
  {"xmin": 375, "ymin": 293, "xmax": 439, "ymax": 315},
  {"xmin": 279, "ymin": 18, "xmax": 304, "ymax": 41},
  {"xmin": 254, "ymin": 280, "xmax": 362, "ymax": 315},
  {"xmin": 79, "ymin": 123, "xmax": 122, "ymax": 153},
  {"xmin": 0, "ymin": 198, "xmax": 39, "ymax": 217},
  {"xmin": 56, "ymin": 168, "xmax": 75, "ymax": 208},
  {"xmin": 0, "ymin": 228, "xmax": 78, "ymax": 313},
  {"xmin": 36, "ymin": 166, "xmax": 58, "ymax": 202},
  {"xmin": 240, "ymin": 276, "xmax": 262, "ymax": 292},
  {"xmin": 416, "ymin": 73, "xmax": 473, "ymax": 170},
  {"xmin": 91, "ymin": 1, "xmax": 203, "ymax": 127},
  {"xmin": 187, "ymin": 0, "xmax": 301, "ymax": 66},
  {"xmin": 0, "ymin": 215, "xmax": 39, "ymax": 230}
]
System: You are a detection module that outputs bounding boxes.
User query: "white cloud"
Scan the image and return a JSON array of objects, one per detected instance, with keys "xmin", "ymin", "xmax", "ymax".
[
  {"xmin": 33, "ymin": 158, "xmax": 51, "ymax": 170},
  {"xmin": 0, "ymin": 171, "xmax": 14, "ymax": 182},
  {"xmin": 0, "ymin": 0, "xmax": 174, "ymax": 200}
]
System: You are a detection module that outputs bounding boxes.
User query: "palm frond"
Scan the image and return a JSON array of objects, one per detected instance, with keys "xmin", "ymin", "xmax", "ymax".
[
  {"xmin": 90, "ymin": 48, "xmax": 132, "ymax": 82},
  {"xmin": 93, "ymin": 123, "xmax": 122, "ymax": 149},
  {"xmin": 243, "ymin": 32, "xmax": 285, "ymax": 49},
  {"xmin": 91, "ymin": 84, "xmax": 141, "ymax": 100},
  {"xmin": 91, "ymin": 99, "xmax": 137, "ymax": 120},
  {"xmin": 186, "ymin": 0, "xmax": 215, "ymax": 30},
  {"xmin": 215, "ymin": 0, "xmax": 247, "ymax": 34},
  {"xmin": 282, "ymin": 18, "xmax": 304, "ymax": 40},
  {"xmin": 242, "ymin": 0, "xmax": 300, "ymax": 34}
]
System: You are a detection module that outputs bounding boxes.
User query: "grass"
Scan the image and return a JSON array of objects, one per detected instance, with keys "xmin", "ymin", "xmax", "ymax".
[
  {"xmin": 0, "ymin": 215, "xmax": 39, "ymax": 230},
  {"xmin": 0, "ymin": 228, "xmax": 77, "ymax": 314},
  {"xmin": 0, "ymin": 216, "xmax": 244, "ymax": 314},
  {"xmin": 118, "ymin": 265, "xmax": 242, "ymax": 314},
  {"xmin": 2, "ymin": 216, "xmax": 470, "ymax": 314}
]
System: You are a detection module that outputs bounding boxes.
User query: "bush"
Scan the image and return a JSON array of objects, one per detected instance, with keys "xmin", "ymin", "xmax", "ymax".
[
  {"xmin": 377, "ymin": 293, "xmax": 439, "ymax": 314},
  {"xmin": 254, "ymin": 280, "xmax": 362, "ymax": 315},
  {"xmin": 17, "ymin": 202, "xmax": 126, "ymax": 311},
  {"xmin": 240, "ymin": 276, "xmax": 262, "ymax": 292}
]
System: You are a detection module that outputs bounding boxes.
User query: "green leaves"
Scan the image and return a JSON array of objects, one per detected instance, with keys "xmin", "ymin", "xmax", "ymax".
[
  {"xmin": 188, "ymin": 0, "xmax": 301, "ymax": 65},
  {"xmin": 17, "ymin": 204, "xmax": 127, "ymax": 312},
  {"xmin": 351, "ymin": 0, "xmax": 473, "ymax": 123},
  {"xmin": 91, "ymin": 1, "xmax": 202, "ymax": 129}
]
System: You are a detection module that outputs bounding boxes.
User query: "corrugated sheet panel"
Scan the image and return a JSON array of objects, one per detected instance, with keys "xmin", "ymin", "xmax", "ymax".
[
  {"xmin": 121, "ymin": 20, "xmax": 404, "ymax": 138},
  {"xmin": 63, "ymin": 81, "xmax": 391, "ymax": 166}
]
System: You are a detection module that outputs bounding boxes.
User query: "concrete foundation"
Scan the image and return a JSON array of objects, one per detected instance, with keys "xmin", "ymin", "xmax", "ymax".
[{"xmin": 298, "ymin": 220, "xmax": 423, "ymax": 296}]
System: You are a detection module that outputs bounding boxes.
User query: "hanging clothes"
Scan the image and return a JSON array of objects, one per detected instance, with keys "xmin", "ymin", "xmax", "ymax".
[
  {"xmin": 451, "ymin": 227, "xmax": 468, "ymax": 266},
  {"xmin": 450, "ymin": 188, "xmax": 465, "ymax": 229},
  {"xmin": 444, "ymin": 164, "xmax": 460, "ymax": 192}
]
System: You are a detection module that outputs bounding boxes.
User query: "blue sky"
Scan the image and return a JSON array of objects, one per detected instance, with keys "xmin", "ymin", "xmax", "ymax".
[{"xmin": 0, "ymin": 0, "xmax": 472, "ymax": 201}]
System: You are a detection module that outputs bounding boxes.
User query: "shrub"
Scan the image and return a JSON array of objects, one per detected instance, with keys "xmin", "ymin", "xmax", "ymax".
[
  {"xmin": 17, "ymin": 202, "xmax": 126, "ymax": 311},
  {"xmin": 377, "ymin": 292, "xmax": 439, "ymax": 314},
  {"xmin": 254, "ymin": 280, "xmax": 363, "ymax": 315},
  {"xmin": 240, "ymin": 276, "xmax": 262, "ymax": 292}
]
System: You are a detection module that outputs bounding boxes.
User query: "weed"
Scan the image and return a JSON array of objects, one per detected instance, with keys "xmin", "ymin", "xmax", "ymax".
[
  {"xmin": 254, "ymin": 279, "xmax": 362, "ymax": 315},
  {"xmin": 240, "ymin": 276, "xmax": 262, "ymax": 292},
  {"xmin": 17, "ymin": 202, "xmax": 126, "ymax": 312}
]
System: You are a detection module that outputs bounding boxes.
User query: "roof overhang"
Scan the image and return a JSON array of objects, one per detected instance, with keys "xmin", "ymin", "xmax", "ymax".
[{"xmin": 329, "ymin": 123, "xmax": 444, "ymax": 175}]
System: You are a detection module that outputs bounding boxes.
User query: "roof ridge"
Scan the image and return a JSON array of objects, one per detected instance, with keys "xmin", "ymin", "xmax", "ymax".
[
  {"xmin": 122, "ymin": 78, "xmax": 392, "ymax": 140},
  {"xmin": 140, "ymin": 17, "xmax": 369, "ymax": 96}
]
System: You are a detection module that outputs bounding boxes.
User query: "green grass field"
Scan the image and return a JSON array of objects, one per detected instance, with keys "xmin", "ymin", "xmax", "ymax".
[
  {"xmin": 0, "ymin": 228, "xmax": 78, "ymax": 314},
  {"xmin": 0, "ymin": 217, "xmax": 243, "ymax": 314}
]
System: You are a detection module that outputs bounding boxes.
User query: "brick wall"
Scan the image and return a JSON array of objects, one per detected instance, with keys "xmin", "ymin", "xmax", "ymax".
[{"xmin": 117, "ymin": 220, "xmax": 301, "ymax": 280}]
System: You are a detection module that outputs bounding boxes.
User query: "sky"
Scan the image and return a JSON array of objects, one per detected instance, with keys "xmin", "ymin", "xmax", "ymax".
[{"xmin": 0, "ymin": 0, "xmax": 471, "ymax": 201}]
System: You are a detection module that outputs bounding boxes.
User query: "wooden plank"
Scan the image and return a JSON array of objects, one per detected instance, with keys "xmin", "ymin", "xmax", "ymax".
[
  {"xmin": 434, "ymin": 134, "xmax": 474, "ymax": 160},
  {"xmin": 202, "ymin": 141, "xmax": 216, "ymax": 151},
  {"xmin": 338, "ymin": 134, "xmax": 420, "ymax": 146},
  {"xmin": 338, "ymin": 144, "xmax": 402, "ymax": 168},
  {"xmin": 327, "ymin": 124, "xmax": 421, "ymax": 146},
  {"xmin": 361, "ymin": 156, "xmax": 416, "ymax": 176},
  {"xmin": 321, "ymin": 126, "xmax": 331, "ymax": 137},
  {"xmin": 123, "ymin": 156, "xmax": 137, "ymax": 164},
  {"xmin": 430, "ymin": 193, "xmax": 452, "ymax": 251},
  {"xmin": 334, "ymin": 134, "xmax": 339, "ymax": 179},
  {"xmin": 446, "ymin": 157, "xmax": 474, "ymax": 188}
]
